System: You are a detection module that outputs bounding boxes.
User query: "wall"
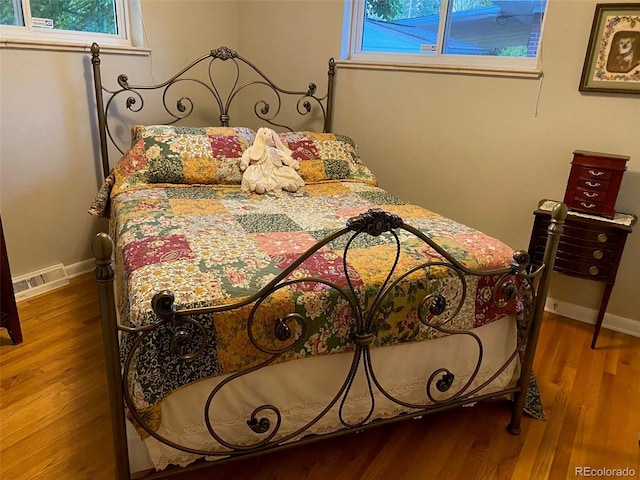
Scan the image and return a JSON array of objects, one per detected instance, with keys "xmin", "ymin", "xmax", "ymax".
[
  {"xmin": 235, "ymin": 0, "xmax": 640, "ymax": 323},
  {"xmin": 0, "ymin": 0, "xmax": 238, "ymax": 275},
  {"xmin": 1, "ymin": 0, "xmax": 638, "ymax": 324}
]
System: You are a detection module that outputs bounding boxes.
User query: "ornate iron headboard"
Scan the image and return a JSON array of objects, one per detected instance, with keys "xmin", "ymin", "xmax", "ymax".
[{"xmin": 90, "ymin": 43, "xmax": 336, "ymax": 180}]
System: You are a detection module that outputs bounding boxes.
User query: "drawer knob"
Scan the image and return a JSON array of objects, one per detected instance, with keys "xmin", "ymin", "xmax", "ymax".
[
  {"xmin": 593, "ymin": 250, "xmax": 603, "ymax": 260},
  {"xmin": 588, "ymin": 170, "xmax": 605, "ymax": 176},
  {"xmin": 583, "ymin": 192, "xmax": 599, "ymax": 198},
  {"xmin": 580, "ymin": 202, "xmax": 596, "ymax": 209},
  {"xmin": 597, "ymin": 233, "xmax": 608, "ymax": 243},
  {"xmin": 586, "ymin": 181, "xmax": 601, "ymax": 187},
  {"xmin": 589, "ymin": 266, "xmax": 599, "ymax": 276}
]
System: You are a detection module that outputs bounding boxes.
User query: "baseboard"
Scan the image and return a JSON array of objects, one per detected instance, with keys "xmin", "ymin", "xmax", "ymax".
[
  {"xmin": 65, "ymin": 258, "xmax": 95, "ymax": 279},
  {"xmin": 545, "ymin": 296, "xmax": 640, "ymax": 338},
  {"xmin": 13, "ymin": 259, "xmax": 94, "ymax": 302}
]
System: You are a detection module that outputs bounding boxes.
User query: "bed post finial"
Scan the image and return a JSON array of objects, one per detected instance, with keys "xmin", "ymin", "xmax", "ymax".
[
  {"xmin": 93, "ymin": 232, "xmax": 113, "ymax": 281},
  {"xmin": 550, "ymin": 201, "xmax": 568, "ymax": 228},
  {"xmin": 346, "ymin": 209, "xmax": 404, "ymax": 236},
  {"xmin": 210, "ymin": 46, "xmax": 238, "ymax": 60},
  {"xmin": 328, "ymin": 58, "xmax": 336, "ymax": 75}
]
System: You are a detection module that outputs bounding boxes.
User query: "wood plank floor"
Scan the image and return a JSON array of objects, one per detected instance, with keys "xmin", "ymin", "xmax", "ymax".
[{"xmin": 1, "ymin": 273, "xmax": 639, "ymax": 480}]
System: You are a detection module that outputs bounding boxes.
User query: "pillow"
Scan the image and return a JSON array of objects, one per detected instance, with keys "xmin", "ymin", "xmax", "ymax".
[
  {"xmin": 133, "ymin": 125, "xmax": 256, "ymax": 185},
  {"xmin": 277, "ymin": 132, "xmax": 377, "ymax": 185}
]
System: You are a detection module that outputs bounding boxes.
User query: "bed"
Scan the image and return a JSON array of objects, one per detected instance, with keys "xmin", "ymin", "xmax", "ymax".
[{"xmin": 88, "ymin": 43, "xmax": 567, "ymax": 479}]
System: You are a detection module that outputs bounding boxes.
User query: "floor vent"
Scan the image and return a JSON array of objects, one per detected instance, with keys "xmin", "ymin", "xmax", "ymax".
[{"xmin": 13, "ymin": 264, "xmax": 70, "ymax": 301}]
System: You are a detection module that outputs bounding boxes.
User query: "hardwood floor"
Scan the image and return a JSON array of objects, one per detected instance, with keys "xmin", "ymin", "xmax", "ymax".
[{"xmin": 1, "ymin": 273, "xmax": 639, "ymax": 480}]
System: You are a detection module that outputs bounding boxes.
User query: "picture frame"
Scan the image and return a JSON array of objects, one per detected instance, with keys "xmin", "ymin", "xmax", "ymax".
[{"xmin": 579, "ymin": 3, "xmax": 640, "ymax": 94}]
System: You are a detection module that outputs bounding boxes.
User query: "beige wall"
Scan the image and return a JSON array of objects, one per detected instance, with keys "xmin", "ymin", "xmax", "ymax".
[
  {"xmin": 236, "ymin": 0, "xmax": 640, "ymax": 323},
  {"xmin": 1, "ymin": 0, "xmax": 638, "ymax": 322},
  {"xmin": 0, "ymin": 0, "xmax": 238, "ymax": 274}
]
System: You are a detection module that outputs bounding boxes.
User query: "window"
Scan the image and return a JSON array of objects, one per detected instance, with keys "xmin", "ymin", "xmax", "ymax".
[
  {"xmin": 343, "ymin": 0, "xmax": 547, "ymax": 71},
  {"xmin": 0, "ymin": 0, "xmax": 133, "ymax": 47}
]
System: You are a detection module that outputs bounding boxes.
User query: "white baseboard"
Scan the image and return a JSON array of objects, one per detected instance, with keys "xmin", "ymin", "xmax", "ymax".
[
  {"xmin": 13, "ymin": 259, "xmax": 95, "ymax": 302},
  {"xmin": 65, "ymin": 258, "xmax": 95, "ymax": 279},
  {"xmin": 545, "ymin": 296, "xmax": 640, "ymax": 338}
]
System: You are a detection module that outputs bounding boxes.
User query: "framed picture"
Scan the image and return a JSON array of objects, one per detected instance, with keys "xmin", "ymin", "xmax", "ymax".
[{"xmin": 579, "ymin": 3, "xmax": 640, "ymax": 94}]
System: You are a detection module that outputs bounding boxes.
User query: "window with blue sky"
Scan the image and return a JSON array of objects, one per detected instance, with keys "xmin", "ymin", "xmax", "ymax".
[{"xmin": 344, "ymin": 0, "xmax": 547, "ymax": 71}]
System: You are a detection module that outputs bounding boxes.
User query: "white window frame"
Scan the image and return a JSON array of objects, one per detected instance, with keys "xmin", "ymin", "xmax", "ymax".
[
  {"xmin": 342, "ymin": 0, "xmax": 546, "ymax": 74},
  {"xmin": 1, "ymin": 0, "xmax": 140, "ymax": 50}
]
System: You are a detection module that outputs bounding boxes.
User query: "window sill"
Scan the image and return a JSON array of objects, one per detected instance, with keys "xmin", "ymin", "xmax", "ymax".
[
  {"xmin": 336, "ymin": 59, "xmax": 542, "ymax": 79},
  {"xmin": 0, "ymin": 38, "xmax": 150, "ymax": 56}
]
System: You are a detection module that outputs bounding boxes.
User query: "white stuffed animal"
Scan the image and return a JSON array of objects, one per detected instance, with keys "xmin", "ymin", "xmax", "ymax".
[{"xmin": 240, "ymin": 127, "xmax": 305, "ymax": 194}]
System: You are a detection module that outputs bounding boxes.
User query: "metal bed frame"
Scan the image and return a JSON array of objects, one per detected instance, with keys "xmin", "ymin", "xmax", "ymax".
[{"xmin": 90, "ymin": 43, "xmax": 567, "ymax": 479}]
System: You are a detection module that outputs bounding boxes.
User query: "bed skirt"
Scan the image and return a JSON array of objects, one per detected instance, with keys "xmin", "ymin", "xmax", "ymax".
[{"xmin": 128, "ymin": 315, "xmax": 519, "ymax": 472}]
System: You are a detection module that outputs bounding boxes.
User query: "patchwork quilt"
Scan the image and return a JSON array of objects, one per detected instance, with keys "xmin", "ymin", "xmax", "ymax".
[{"xmin": 90, "ymin": 127, "xmax": 525, "ymax": 410}]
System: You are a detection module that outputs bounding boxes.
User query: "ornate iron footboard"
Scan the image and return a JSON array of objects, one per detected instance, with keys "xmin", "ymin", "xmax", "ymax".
[{"xmin": 93, "ymin": 204, "xmax": 566, "ymax": 479}]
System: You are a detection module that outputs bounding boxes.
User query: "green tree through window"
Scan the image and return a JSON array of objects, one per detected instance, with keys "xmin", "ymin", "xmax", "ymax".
[
  {"xmin": 1, "ymin": 0, "xmax": 117, "ymax": 34},
  {"xmin": 367, "ymin": 0, "xmax": 493, "ymax": 21}
]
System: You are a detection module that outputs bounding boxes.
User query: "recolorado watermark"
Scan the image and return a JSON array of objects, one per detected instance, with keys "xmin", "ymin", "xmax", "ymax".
[{"xmin": 575, "ymin": 466, "xmax": 636, "ymax": 477}]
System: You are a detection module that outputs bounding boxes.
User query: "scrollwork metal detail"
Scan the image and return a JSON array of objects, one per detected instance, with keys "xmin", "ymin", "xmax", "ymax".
[
  {"xmin": 346, "ymin": 208, "xmax": 404, "ymax": 237},
  {"xmin": 274, "ymin": 316, "xmax": 292, "ymax": 341},
  {"xmin": 117, "ymin": 74, "xmax": 129, "ymax": 88},
  {"xmin": 152, "ymin": 291, "xmax": 176, "ymax": 320},
  {"xmin": 246, "ymin": 406, "xmax": 277, "ymax": 434},
  {"xmin": 354, "ymin": 332, "xmax": 375, "ymax": 346},
  {"xmin": 510, "ymin": 250, "xmax": 530, "ymax": 272},
  {"xmin": 247, "ymin": 416, "xmax": 271, "ymax": 434},
  {"xmin": 427, "ymin": 294, "xmax": 447, "ymax": 316},
  {"xmin": 436, "ymin": 371, "xmax": 455, "ymax": 392},
  {"xmin": 176, "ymin": 97, "xmax": 189, "ymax": 113},
  {"xmin": 210, "ymin": 46, "xmax": 238, "ymax": 60},
  {"xmin": 169, "ymin": 316, "xmax": 208, "ymax": 361}
]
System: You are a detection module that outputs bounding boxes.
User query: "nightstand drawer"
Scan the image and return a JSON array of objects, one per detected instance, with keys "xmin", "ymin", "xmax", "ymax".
[
  {"xmin": 575, "ymin": 187, "xmax": 607, "ymax": 202},
  {"xmin": 535, "ymin": 218, "xmax": 620, "ymax": 247},
  {"xmin": 531, "ymin": 244, "xmax": 613, "ymax": 277},
  {"xmin": 530, "ymin": 241, "xmax": 615, "ymax": 283},
  {"xmin": 576, "ymin": 178, "xmax": 609, "ymax": 191},
  {"xmin": 576, "ymin": 165, "xmax": 614, "ymax": 181},
  {"xmin": 567, "ymin": 198, "xmax": 606, "ymax": 215},
  {"xmin": 530, "ymin": 229, "xmax": 617, "ymax": 254},
  {"xmin": 553, "ymin": 257, "xmax": 611, "ymax": 281},
  {"xmin": 557, "ymin": 241, "xmax": 615, "ymax": 263},
  {"xmin": 563, "ymin": 150, "xmax": 629, "ymax": 219}
]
